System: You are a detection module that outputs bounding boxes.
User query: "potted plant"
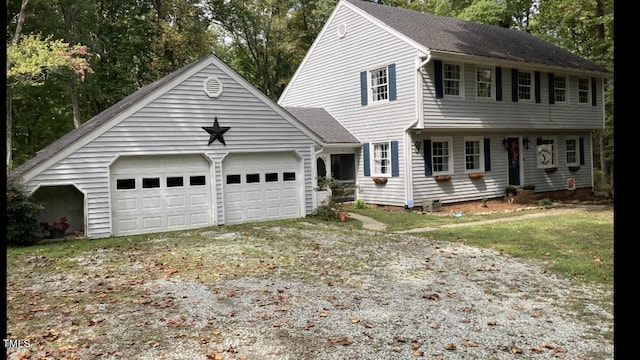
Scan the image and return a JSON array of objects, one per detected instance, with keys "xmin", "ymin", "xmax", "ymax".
[
  {"xmin": 505, "ymin": 185, "xmax": 518, "ymax": 196},
  {"xmin": 40, "ymin": 216, "xmax": 70, "ymax": 239},
  {"xmin": 523, "ymin": 183, "xmax": 535, "ymax": 191}
]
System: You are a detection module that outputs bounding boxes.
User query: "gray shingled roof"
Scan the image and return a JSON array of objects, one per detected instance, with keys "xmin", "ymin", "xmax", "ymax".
[
  {"xmin": 284, "ymin": 107, "xmax": 360, "ymax": 145},
  {"xmin": 9, "ymin": 55, "xmax": 212, "ymax": 180},
  {"xmin": 346, "ymin": 0, "xmax": 609, "ymax": 74}
]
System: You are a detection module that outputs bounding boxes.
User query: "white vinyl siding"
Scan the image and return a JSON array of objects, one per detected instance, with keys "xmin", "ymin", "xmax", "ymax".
[
  {"xmin": 279, "ymin": 4, "xmax": 415, "ymax": 207},
  {"xmin": 421, "ymin": 62, "xmax": 604, "ymax": 130}
]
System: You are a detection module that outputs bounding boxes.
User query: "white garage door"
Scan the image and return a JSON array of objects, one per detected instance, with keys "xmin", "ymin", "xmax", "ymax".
[
  {"xmin": 223, "ymin": 152, "xmax": 301, "ymax": 224},
  {"xmin": 110, "ymin": 155, "xmax": 212, "ymax": 236}
]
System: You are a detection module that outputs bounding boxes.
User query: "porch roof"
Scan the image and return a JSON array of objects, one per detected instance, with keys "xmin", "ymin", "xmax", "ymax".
[{"xmin": 284, "ymin": 107, "xmax": 361, "ymax": 146}]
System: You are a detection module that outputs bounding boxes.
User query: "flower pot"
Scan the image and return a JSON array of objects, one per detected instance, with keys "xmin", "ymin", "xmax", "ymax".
[
  {"xmin": 372, "ymin": 177, "xmax": 388, "ymax": 185},
  {"xmin": 568, "ymin": 166, "xmax": 580, "ymax": 172},
  {"xmin": 434, "ymin": 175, "xmax": 452, "ymax": 182},
  {"xmin": 544, "ymin": 167, "xmax": 558, "ymax": 174},
  {"xmin": 468, "ymin": 172, "xmax": 484, "ymax": 180},
  {"xmin": 340, "ymin": 213, "xmax": 349, "ymax": 222},
  {"xmin": 49, "ymin": 229, "xmax": 66, "ymax": 239}
]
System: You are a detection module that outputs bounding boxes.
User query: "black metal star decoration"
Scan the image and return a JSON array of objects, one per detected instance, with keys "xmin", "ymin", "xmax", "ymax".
[{"xmin": 202, "ymin": 116, "xmax": 230, "ymax": 146}]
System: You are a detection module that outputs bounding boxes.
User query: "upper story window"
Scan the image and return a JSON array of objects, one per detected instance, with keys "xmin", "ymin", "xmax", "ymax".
[
  {"xmin": 464, "ymin": 137, "xmax": 484, "ymax": 172},
  {"xmin": 476, "ymin": 67, "xmax": 493, "ymax": 99},
  {"xmin": 578, "ymin": 78, "xmax": 590, "ymax": 104},
  {"xmin": 360, "ymin": 64, "xmax": 397, "ymax": 105},
  {"xmin": 565, "ymin": 137, "xmax": 580, "ymax": 166},
  {"xmin": 536, "ymin": 137, "xmax": 557, "ymax": 169},
  {"xmin": 518, "ymin": 71, "xmax": 532, "ymax": 101},
  {"xmin": 370, "ymin": 67, "xmax": 388, "ymax": 102},
  {"xmin": 554, "ymin": 75, "xmax": 567, "ymax": 103},
  {"xmin": 443, "ymin": 63, "xmax": 461, "ymax": 97},
  {"xmin": 372, "ymin": 142, "xmax": 390, "ymax": 176},
  {"xmin": 431, "ymin": 138, "xmax": 453, "ymax": 175}
]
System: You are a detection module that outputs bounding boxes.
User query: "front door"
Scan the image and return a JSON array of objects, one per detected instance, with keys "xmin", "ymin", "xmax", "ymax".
[
  {"xmin": 506, "ymin": 137, "xmax": 521, "ymax": 186},
  {"xmin": 330, "ymin": 154, "xmax": 356, "ymax": 202}
]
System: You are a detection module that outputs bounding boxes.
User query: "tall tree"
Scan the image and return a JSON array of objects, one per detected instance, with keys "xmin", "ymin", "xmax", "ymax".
[{"xmin": 6, "ymin": 0, "xmax": 93, "ymax": 169}]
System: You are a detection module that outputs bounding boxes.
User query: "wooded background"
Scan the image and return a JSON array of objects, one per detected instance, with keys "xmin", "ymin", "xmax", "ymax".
[{"xmin": 6, "ymin": 0, "xmax": 614, "ymax": 190}]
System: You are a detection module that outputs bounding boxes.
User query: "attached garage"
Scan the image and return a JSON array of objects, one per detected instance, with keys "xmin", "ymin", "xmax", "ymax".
[
  {"xmin": 223, "ymin": 152, "xmax": 302, "ymax": 224},
  {"xmin": 110, "ymin": 154, "xmax": 212, "ymax": 236}
]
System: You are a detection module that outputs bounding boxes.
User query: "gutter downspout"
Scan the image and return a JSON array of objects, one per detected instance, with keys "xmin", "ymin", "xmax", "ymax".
[{"xmin": 404, "ymin": 50, "xmax": 432, "ymax": 209}]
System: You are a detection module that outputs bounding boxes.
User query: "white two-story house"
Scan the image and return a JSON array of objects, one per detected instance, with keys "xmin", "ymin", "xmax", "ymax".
[{"xmin": 279, "ymin": 0, "xmax": 611, "ymax": 209}]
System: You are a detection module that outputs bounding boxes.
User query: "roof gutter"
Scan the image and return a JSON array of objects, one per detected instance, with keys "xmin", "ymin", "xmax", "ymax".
[{"xmin": 403, "ymin": 50, "xmax": 432, "ymax": 209}]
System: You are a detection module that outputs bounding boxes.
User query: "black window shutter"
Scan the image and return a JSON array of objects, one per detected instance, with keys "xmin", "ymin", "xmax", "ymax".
[
  {"xmin": 591, "ymin": 78, "xmax": 597, "ymax": 106},
  {"xmin": 495, "ymin": 67, "xmax": 502, "ymax": 101},
  {"xmin": 363, "ymin": 143, "xmax": 370, "ymax": 176},
  {"xmin": 537, "ymin": 137, "xmax": 543, "ymax": 145},
  {"xmin": 423, "ymin": 139, "xmax": 432, "ymax": 176},
  {"xmin": 360, "ymin": 71, "xmax": 368, "ymax": 106},
  {"xmin": 511, "ymin": 68, "xmax": 518, "ymax": 102},
  {"xmin": 548, "ymin": 73, "xmax": 555, "ymax": 104},
  {"xmin": 388, "ymin": 64, "xmax": 397, "ymax": 101},
  {"xmin": 484, "ymin": 138, "xmax": 491, "ymax": 171},
  {"xmin": 434, "ymin": 60, "xmax": 443, "ymax": 99},
  {"xmin": 391, "ymin": 141, "xmax": 399, "ymax": 176},
  {"xmin": 579, "ymin": 137, "xmax": 585, "ymax": 165}
]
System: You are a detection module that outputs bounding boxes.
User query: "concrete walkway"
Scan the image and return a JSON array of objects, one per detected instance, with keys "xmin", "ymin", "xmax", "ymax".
[{"xmin": 349, "ymin": 204, "xmax": 611, "ymax": 233}]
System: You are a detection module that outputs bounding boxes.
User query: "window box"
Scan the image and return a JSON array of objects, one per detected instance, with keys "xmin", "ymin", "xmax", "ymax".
[
  {"xmin": 434, "ymin": 175, "xmax": 452, "ymax": 182},
  {"xmin": 568, "ymin": 165, "xmax": 580, "ymax": 172},
  {"xmin": 372, "ymin": 177, "xmax": 388, "ymax": 185},
  {"xmin": 468, "ymin": 172, "xmax": 484, "ymax": 180},
  {"xmin": 544, "ymin": 167, "xmax": 558, "ymax": 174}
]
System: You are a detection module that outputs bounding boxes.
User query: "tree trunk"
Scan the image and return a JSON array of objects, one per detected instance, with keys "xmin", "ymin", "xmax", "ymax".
[{"xmin": 7, "ymin": 0, "xmax": 30, "ymax": 169}]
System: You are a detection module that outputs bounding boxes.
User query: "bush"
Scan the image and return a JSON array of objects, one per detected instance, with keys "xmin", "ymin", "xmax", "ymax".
[
  {"xmin": 505, "ymin": 185, "xmax": 518, "ymax": 195},
  {"xmin": 353, "ymin": 199, "xmax": 368, "ymax": 209},
  {"xmin": 523, "ymin": 183, "xmax": 536, "ymax": 191},
  {"xmin": 7, "ymin": 177, "xmax": 43, "ymax": 246}
]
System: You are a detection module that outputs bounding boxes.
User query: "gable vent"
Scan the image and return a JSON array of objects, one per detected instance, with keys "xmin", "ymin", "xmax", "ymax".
[{"xmin": 204, "ymin": 77, "xmax": 223, "ymax": 98}]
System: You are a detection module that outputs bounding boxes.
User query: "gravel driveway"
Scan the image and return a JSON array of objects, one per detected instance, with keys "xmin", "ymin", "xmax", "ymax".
[{"xmin": 7, "ymin": 222, "xmax": 613, "ymax": 360}]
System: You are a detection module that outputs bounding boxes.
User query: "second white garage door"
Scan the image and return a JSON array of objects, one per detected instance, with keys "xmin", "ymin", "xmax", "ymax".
[{"xmin": 223, "ymin": 152, "xmax": 302, "ymax": 224}]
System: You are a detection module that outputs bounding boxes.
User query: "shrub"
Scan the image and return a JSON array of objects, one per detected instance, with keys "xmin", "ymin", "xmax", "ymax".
[
  {"xmin": 505, "ymin": 185, "xmax": 518, "ymax": 195},
  {"xmin": 523, "ymin": 183, "xmax": 536, "ymax": 191},
  {"xmin": 539, "ymin": 198, "xmax": 554, "ymax": 206},
  {"xmin": 7, "ymin": 177, "xmax": 43, "ymax": 246},
  {"xmin": 353, "ymin": 199, "xmax": 368, "ymax": 209}
]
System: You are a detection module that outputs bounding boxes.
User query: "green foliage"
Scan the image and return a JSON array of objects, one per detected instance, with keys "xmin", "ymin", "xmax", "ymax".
[
  {"xmin": 505, "ymin": 185, "xmax": 518, "ymax": 195},
  {"xmin": 313, "ymin": 177, "xmax": 358, "ymax": 221},
  {"xmin": 538, "ymin": 198, "xmax": 554, "ymax": 206},
  {"xmin": 353, "ymin": 199, "xmax": 368, "ymax": 209},
  {"xmin": 6, "ymin": 177, "xmax": 43, "ymax": 246},
  {"xmin": 523, "ymin": 183, "xmax": 536, "ymax": 191}
]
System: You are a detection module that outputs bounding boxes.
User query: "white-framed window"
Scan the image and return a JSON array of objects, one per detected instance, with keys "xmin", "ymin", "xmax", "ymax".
[
  {"xmin": 578, "ymin": 78, "xmax": 590, "ymax": 104},
  {"xmin": 536, "ymin": 137, "xmax": 557, "ymax": 168},
  {"xmin": 464, "ymin": 137, "xmax": 484, "ymax": 172},
  {"xmin": 554, "ymin": 75, "xmax": 567, "ymax": 103},
  {"xmin": 518, "ymin": 71, "xmax": 532, "ymax": 101},
  {"xmin": 476, "ymin": 66, "xmax": 493, "ymax": 99},
  {"xmin": 431, "ymin": 137, "xmax": 453, "ymax": 175},
  {"xmin": 565, "ymin": 136, "xmax": 580, "ymax": 166},
  {"xmin": 370, "ymin": 67, "xmax": 389, "ymax": 102},
  {"xmin": 443, "ymin": 62, "xmax": 462, "ymax": 97},
  {"xmin": 372, "ymin": 142, "xmax": 390, "ymax": 176}
]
